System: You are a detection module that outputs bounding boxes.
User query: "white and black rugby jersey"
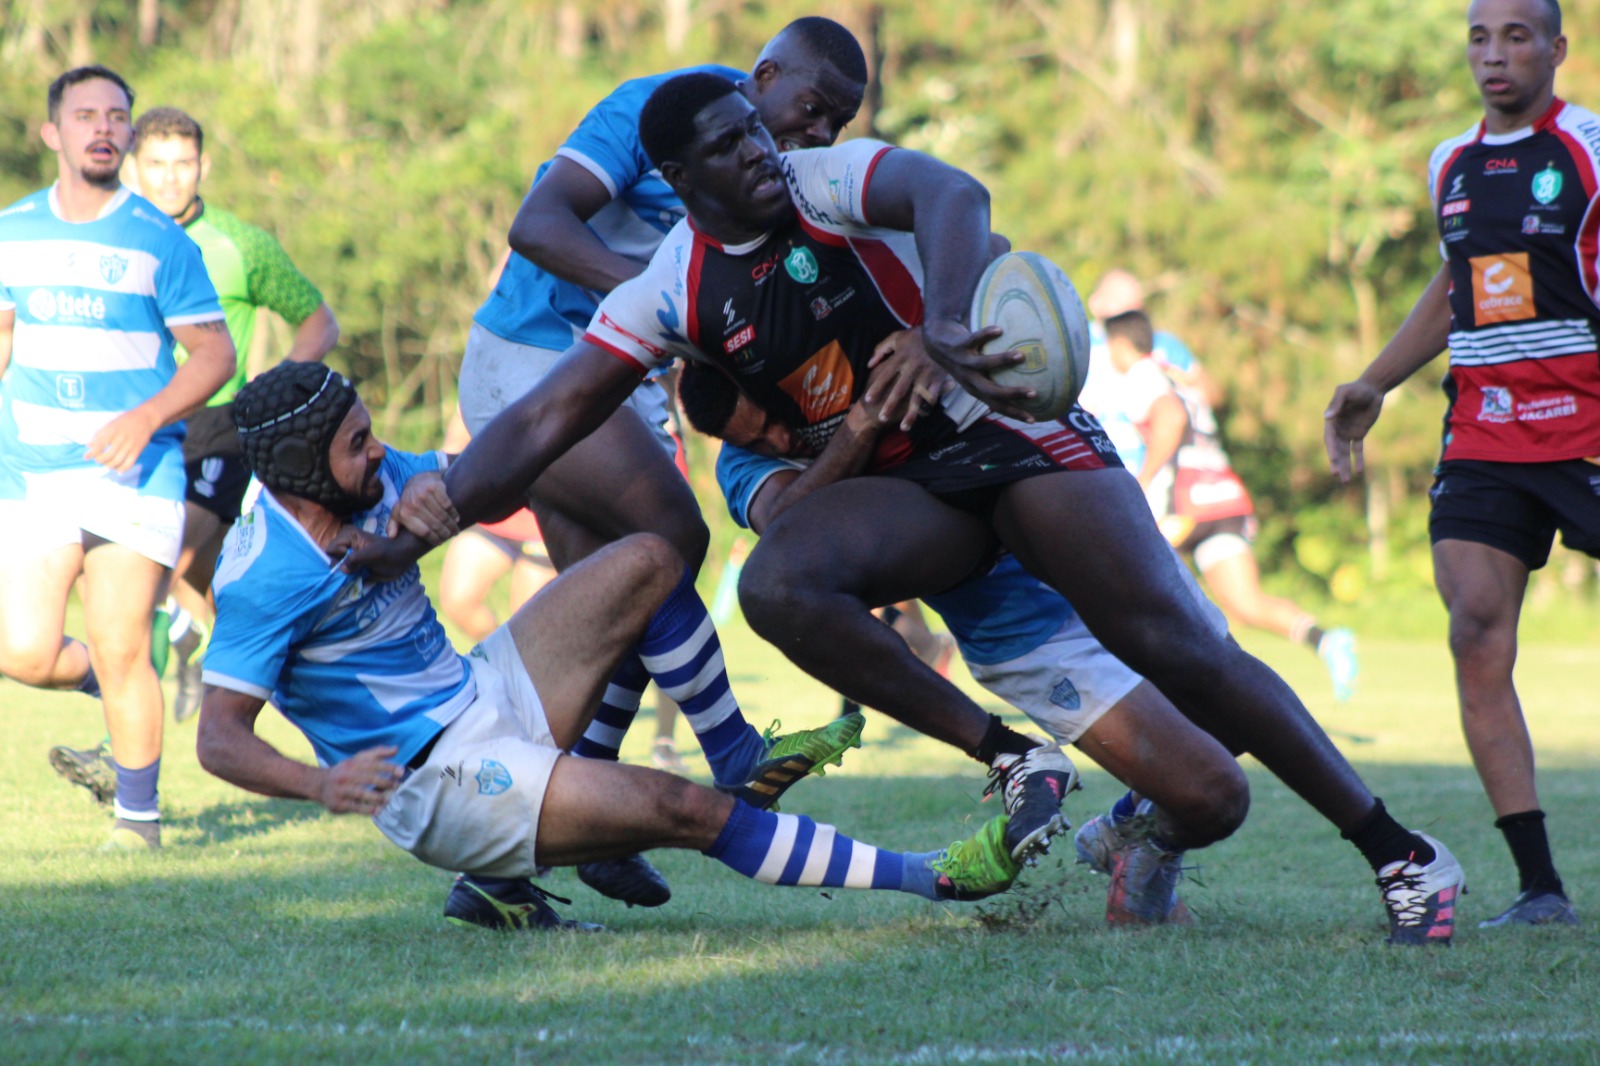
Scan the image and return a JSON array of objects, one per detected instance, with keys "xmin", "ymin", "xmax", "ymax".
[
  {"xmin": 1429, "ymin": 98, "xmax": 1600, "ymax": 462},
  {"xmin": 584, "ymin": 138, "xmax": 985, "ymax": 460}
]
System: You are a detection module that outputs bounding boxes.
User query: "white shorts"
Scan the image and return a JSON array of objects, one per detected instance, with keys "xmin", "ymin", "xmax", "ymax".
[
  {"xmin": 373, "ymin": 625, "xmax": 562, "ymax": 878},
  {"xmin": 0, "ymin": 469, "xmax": 185, "ymax": 567},
  {"xmin": 967, "ymin": 550, "xmax": 1229, "ymax": 746},
  {"xmin": 458, "ymin": 323, "xmax": 675, "ymax": 455}
]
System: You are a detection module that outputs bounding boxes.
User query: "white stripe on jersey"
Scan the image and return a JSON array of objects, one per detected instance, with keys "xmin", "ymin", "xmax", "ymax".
[
  {"xmin": 165, "ymin": 309, "xmax": 226, "ymax": 327},
  {"xmin": 1448, "ymin": 318, "xmax": 1598, "ymax": 365},
  {"xmin": 9, "ymin": 399, "xmax": 117, "ymax": 447},
  {"xmin": 11, "ymin": 322, "xmax": 161, "ymax": 373},
  {"xmin": 0, "ymin": 238, "xmax": 159, "ymax": 296},
  {"xmin": 355, "ymin": 662, "xmax": 469, "ymax": 715}
]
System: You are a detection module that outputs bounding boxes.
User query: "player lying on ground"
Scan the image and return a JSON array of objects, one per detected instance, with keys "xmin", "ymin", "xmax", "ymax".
[
  {"xmin": 347, "ymin": 74, "xmax": 1463, "ymax": 945},
  {"xmin": 195, "ymin": 362, "xmax": 1028, "ymax": 930},
  {"xmin": 675, "ymin": 355, "xmax": 1249, "ymax": 926}
]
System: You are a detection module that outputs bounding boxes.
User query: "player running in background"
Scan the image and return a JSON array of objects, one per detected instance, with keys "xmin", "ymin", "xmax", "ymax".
[
  {"xmin": 198, "ymin": 362, "xmax": 1026, "ymax": 931},
  {"xmin": 1326, "ymin": 0, "xmax": 1594, "ymax": 929},
  {"xmin": 0, "ymin": 67, "xmax": 236, "ymax": 848},
  {"xmin": 1083, "ymin": 278, "xmax": 1359, "ymax": 702},
  {"xmin": 355, "ymin": 73, "xmax": 1464, "ymax": 944},
  {"xmin": 676, "ymin": 356, "xmax": 1250, "ymax": 926}
]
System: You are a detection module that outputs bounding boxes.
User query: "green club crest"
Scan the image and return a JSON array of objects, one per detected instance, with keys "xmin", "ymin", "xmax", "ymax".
[
  {"xmin": 1532, "ymin": 164, "xmax": 1563, "ymax": 205},
  {"xmin": 784, "ymin": 246, "xmax": 819, "ymax": 284}
]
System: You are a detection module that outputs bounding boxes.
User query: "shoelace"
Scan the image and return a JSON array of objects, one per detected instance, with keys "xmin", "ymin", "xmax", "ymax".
[{"xmin": 1376, "ymin": 867, "xmax": 1427, "ymax": 924}]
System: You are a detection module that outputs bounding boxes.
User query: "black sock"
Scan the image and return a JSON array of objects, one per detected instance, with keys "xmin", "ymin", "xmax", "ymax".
[
  {"xmin": 1304, "ymin": 625, "xmax": 1326, "ymax": 651},
  {"xmin": 972, "ymin": 714, "xmax": 1033, "ymax": 765},
  {"xmin": 1343, "ymin": 798, "xmax": 1434, "ymax": 873},
  {"xmin": 1495, "ymin": 810, "xmax": 1564, "ymax": 896}
]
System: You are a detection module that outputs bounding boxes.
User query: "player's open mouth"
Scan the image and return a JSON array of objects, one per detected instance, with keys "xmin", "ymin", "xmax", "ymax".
[
  {"xmin": 750, "ymin": 168, "xmax": 783, "ymax": 197},
  {"xmin": 86, "ymin": 142, "xmax": 117, "ymax": 162},
  {"xmin": 1482, "ymin": 77, "xmax": 1511, "ymax": 93}
]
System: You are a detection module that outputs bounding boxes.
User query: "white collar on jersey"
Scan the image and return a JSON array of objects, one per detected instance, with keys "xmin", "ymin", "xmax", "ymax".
[{"xmin": 46, "ymin": 182, "xmax": 131, "ymax": 222}]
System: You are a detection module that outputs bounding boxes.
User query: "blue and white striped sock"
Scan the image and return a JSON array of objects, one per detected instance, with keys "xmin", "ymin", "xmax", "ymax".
[
  {"xmin": 112, "ymin": 757, "xmax": 160, "ymax": 824},
  {"xmin": 572, "ymin": 655, "xmax": 650, "ymax": 761},
  {"xmin": 705, "ymin": 799, "xmax": 944, "ymax": 900},
  {"xmin": 637, "ymin": 569, "xmax": 762, "ymax": 786}
]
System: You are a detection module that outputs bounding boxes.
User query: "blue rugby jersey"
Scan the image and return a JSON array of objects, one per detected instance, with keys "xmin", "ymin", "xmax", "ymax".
[
  {"xmin": 473, "ymin": 64, "xmax": 743, "ymax": 351},
  {"xmin": 713, "ymin": 441, "xmax": 1073, "ymax": 665},
  {"xmin": 0, "ymin": 185, "xmax": 223, "ymax": 499},
  {"xmin": 204, "ymin": 448, "xmax": 473, "ymax": 768}
]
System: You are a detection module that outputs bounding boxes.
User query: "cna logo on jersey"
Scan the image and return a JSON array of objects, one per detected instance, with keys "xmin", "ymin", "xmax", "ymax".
[
  {"xmin": 26, "ymin": 288, "xmax": 107, "ymax": 324},
  {"xmin": 784, "ymin": 245, "xmax": 820, "ymax": 285},
  {"xmin": 1483, "ymin": 157, "xmax": 1518, "ymax": 176},
  {"xmin": 778, "ymin": 340, "xmax": 854, "ymax": 425},
  {"xmin": 1531, "ymin": 164, "xmax": 1563, "ymax": 205},
  {"xmin": 1469, "ymin": 253, "xmax": 1535, "ymax": 325}
]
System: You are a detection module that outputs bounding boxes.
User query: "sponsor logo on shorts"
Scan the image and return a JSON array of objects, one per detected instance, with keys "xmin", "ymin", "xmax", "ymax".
[
  {"xmin": 1532, "ymin": 163, "xmax": 1563, "ymax": 205},
  {"xmin": 476, "ymin": 759, "xmax": 513, "ymax": 796},
  {"xmin": 784, "ymin": 246, "xmax": 820, "ymax": 285},
  {"xmin": 1049, "ymin": 676, "xmax": 1081, "ymax": 711},
  {"xmin": 1478, "ymin": 386, "xmax": 1514, "ymax": 422},
  {"xmin": 196, "ymin": 457, "xmax": 224, "ymax": 498},
  {"xmin": 1469, "ymin": 253, "xmax": 1535, "ymax": 325}
]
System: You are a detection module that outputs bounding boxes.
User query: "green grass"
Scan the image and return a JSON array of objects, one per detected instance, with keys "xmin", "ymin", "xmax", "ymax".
[{"xmin": 3, "ymin": 591, "xmax": 1599, "ymax": 1064}]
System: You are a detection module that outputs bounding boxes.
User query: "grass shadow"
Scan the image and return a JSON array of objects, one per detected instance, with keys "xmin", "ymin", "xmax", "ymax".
[{"xmin": 165, "ymin": 797, "xmax": 331, "ymax": 845}]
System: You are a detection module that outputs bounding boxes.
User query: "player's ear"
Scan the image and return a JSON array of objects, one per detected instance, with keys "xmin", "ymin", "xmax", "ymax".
[
  {"xmin": 750, "ymin": 58, "xmax": 781, "ymax": 94},
  {"xmin": 199, "ymin": 152, "xmax": 212, "ymax": 183},
  {"xmin": 659, "ymin": 159, "xmax": 687, "ymax": 195},
  {"xmin": 40, "ymin": 121, "xmax": 61, "ymax": 153}
]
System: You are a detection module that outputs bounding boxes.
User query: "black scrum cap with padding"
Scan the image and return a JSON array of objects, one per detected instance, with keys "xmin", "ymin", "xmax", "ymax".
[{"xmin": 233, "ymin": 361, "xmax": 359, "ymax": 509}]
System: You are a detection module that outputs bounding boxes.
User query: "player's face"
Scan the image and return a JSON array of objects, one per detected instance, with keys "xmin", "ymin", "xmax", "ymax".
[
  {"xmin": 1467, "ymin": 0, "xmax": 1566, "ymax": 120},
  {"xmin": 328, "ymin": 400, "xmax": 387, "ymax": 510},
  {"xmin": 673, "ymin": 94, "xmax": 791, "ymax": 237},
  {"xmin": 44, "ymin": 79, "xmax": 132, "ymax": 189},
  {"xmin": 749, "ymin": 58, "xmax": 864, "ymax": 153},
  {"xmin": 723, "ymin": 394, "xmax": 800, "ymax": 458},
  {"xmin": 132, "ymin": 136, "xmax": 205, "ymax": 221}
]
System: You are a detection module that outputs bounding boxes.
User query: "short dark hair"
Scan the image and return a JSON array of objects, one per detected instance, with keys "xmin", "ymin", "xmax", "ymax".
[
  {"xmin": 1537, "ymin": 0, "xmax": 1562, "ymax": 37},
  {"xmin": 48, "ymin": 66, "xmax": 134, "ymax": 124},
  {"xmin": 676, "ymin": 359, "xmax": 741, "ymax": 439},
  {"xmin": 782, "ymin": 17, "xmax": 869, "ymax": 84},
  {"xmin": 133, "ymin": 107, "xmax": 204, "ymax": 155},
  {"xmin": 639, "ymin": 72, "xmax": 741, "ymax": 171},
  {"xmin": 1103, "ymin": 310, "xmax": 1154, "ymax": 355}
]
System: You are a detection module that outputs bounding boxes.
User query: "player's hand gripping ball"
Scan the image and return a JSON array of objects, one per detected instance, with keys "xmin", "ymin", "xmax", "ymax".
[{"xmin": 969, "ymin": 252, "xmax": 1092, "ymax": 421}]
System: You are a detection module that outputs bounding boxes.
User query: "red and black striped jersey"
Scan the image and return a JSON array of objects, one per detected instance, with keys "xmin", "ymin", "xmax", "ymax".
[
  {"xmin": 584, "ymin": 139, "xmax": 985, "ymax": 461},
  {"xmin": 1428, "ymin": 98, "xmax": 1600, "ymax": 462}
]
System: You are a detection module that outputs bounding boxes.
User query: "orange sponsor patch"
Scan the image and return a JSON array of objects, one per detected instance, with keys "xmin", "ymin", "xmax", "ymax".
[
  {"xmin": 1470, "ymin": 253, "xmax": 1536, "ymax": 325},
  {"xmin": 778, "ymin": 340, "xmax": 855, "ymax": 425}
]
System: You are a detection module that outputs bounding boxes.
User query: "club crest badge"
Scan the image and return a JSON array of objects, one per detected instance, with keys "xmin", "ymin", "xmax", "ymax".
[
  {"xmin": 1532, "ymin": 164, "xmax": 1563, "ymax": 205},
  {"xmin": 476, "ymin": 759, "xmax": 513, "ymax": 796},
  {"xmin": 784, "ymin": 246, "xmax": 819, "ymax": 285},
  {"xmin": 100, "ymin": 253, "xmax": 128, "ymax": 285}
]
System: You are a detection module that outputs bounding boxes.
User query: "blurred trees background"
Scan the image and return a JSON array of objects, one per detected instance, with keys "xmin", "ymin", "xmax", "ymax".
[{"xmin": 3, "ymin": 0, "xmax": 1598, "ymax": 614}]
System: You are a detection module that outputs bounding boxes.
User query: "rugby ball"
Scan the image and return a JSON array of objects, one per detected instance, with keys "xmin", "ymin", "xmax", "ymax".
[{"xmin": 969, "ymin": 251, "xmax": 1091, "ymax": 421}]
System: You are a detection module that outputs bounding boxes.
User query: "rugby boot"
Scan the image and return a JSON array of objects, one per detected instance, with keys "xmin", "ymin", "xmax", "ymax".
[
  {"xmin": 49, "ymin": 739, "xmax": 115, "ymax": 807},
  {"xmin": 1106, "ymin": 837, "xmax": 1192, "ymax": 926},
  {"xmin": 1377, "ymin": 832, "xmax": 1464, "ymax": 946},
  {"xmin": 102, "ymin": 817, "xmax": 161, "ymax": 851},
  {"xmin": 576, "ymin": 854, "xmax": 672, "ymax": 908},
  {"xmin": 170, "ymin": 620, "xmax": 207, "ymax": 724},
  {"xmin": 929, "ymin": 814, "xmax": 1024, "ymax": 901},
  {"xmin": 444, "ymin": 874, "xmax": 604, "ymax": 932},
  {"xmin": 984, "ymin": 737, "xmax": 1078, "ymax": 862},
  {"xmin": 719, "ymin": 712, "xmax": 865, "ymax": 810},
  {"xmin": 1074, "ymin": 798, "xmax": 1157, "ymax": 876},
  {"xmin": 1478, "ymin": 888, "xmax": 1579, "ymax": 929}
]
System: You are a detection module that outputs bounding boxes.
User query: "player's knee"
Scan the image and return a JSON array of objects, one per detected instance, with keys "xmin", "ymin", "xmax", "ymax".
[
  {"xmin": 654, "ymin": 510, "xmax": 710, "ymax": 573},
  {"xmin": 652, "ymin": 773, "xmax": 729, "ymax": 846},
  {"xmin": 0, "ymin": 641, "xmax": 60, "ymax": 687},
  {"xmin": 1188, "ymin": 759, "xmax": 1249, "ymax": 846},
  {"xmin": 615, "ymin": 532, "xmax": 686, "ymax": 605},
  {"xmin": 1447, "ymin": 603, "xmax": 1515, "ymax": 668}
]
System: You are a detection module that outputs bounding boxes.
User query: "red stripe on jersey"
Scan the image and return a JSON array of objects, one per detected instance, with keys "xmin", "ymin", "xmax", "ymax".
[
  {"xmin": 1435, "ymin": 140, "xmax": 1475, "ymax": 204},
  {"xmin": 989, "ymin": 416, "xmax": 1110, "ymax": 471},
  {"xmin": 1577, "ymin": 196, "xmax": 1600, "ymax": 308},
  {"xmin": 848, "ymin": 237, "xmax": 924, "ymax": 327},
  {"xmin": 869, "ymin": 428, "xmax": 914, "ymax": 470},
  {"xmin": 686, "ymin": 237, "xmax": 706, "ymax": 348},
  {"xmin": 582, "ymin": 334, "xmax": 652, "ymax": 376},
  {"xmin": 1554, "ymin": 128, "xmax": 1600, "ymax": 201},
  {"xmin": 796, "ymin": 213, "xmax": 850, "ymax": 248},
  {"xmin": 858, "ymin": 146, "xmax": 895, "ymax": 227}
]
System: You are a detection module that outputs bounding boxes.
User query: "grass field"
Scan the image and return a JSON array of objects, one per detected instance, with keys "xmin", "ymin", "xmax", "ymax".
[{"xmin": 3, "ymin": 585, "xmax": 1598, "ymax": 1064}]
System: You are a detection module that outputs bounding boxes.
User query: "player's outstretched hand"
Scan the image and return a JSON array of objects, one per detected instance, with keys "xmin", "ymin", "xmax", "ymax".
[
  {"xmin": 84, "ymin": 406, "xmax": 160, "ymax": 472},
  {"xmin": 389, "ymin": 470, "xmax": 460, "ymax": 544},
  {"xmin": 865, "ymin": 329, "xmax": 952, "ymax": 431},
  {"xmin": 919, "ymin": 319, "xmax": 1037, "ymax": 422},
  {"xmin": 327, "ymin": 525, "xmax": 427, "ymax": 581},
  {"xmin": 317, "ymin": 746, "xmax": 403, "ymax": 815},
  {"xmin": 1323, "ymin": 380, "xmax": 1385, "ymax": 482}
]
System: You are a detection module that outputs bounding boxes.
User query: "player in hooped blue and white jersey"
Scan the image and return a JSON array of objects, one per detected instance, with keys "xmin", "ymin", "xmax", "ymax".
[
  {"xmin": 0, "ymin": 67, "xmax": 235, "ymax": 849},
  {"xmin": 198, "ymin": 361, "xmax": 1033, "ymax": 930}
]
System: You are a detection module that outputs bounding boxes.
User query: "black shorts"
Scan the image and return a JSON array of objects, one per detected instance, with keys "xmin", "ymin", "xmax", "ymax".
[
  {"xmin": 882, "ymin": 406, "xmax": 1124, "ymax": 516},
  {"xmin": 1429, "ymin": 458, "xmax": 1600, "ymax": 570},
  {"xmin": 182, "ymin": 403, "xmax": 251, "ymax": 520},
  {"xmin": 1173, "ymin": 513, "xmax": 1257, "ymax": 556}
]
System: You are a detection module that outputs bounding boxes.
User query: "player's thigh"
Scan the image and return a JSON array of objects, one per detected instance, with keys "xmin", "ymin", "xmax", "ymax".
[
  {"xmin": 0, "ymin": 513, "xmax": 82, "ymax": 664},
  {"xmin": 80, "ymin": 539, "xmax": 167, "ymax": 658},
  {"xmin": 439, "ymin": 529, "xmax": 514, "ymax": 608},
  {"xmin": 743, "ymin": 477, "xmax": 994, "ymax": 608},
  {"xmin": 506, "ymin": 533, "xmax": 682, "ymax": 746},
  {"xmin": 1432, "ymin": 538, "xmax": 1529, "ymax": 635},
  {"xmin": 536, "ymin": 755, "xmax": 730, "ymax": 864}
]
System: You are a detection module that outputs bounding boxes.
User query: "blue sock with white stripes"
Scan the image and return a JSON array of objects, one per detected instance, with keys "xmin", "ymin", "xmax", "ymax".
[
  {"xmin": 705, "ymin": 799, "xmax": 944, "ymax": 900},
  {"xmin": 636, "ymin": 568, "xmax": 764, "ymax": 787},
  {"xmin": 572, "ymin": 655, "xmax": 650, "ymax": 761}
]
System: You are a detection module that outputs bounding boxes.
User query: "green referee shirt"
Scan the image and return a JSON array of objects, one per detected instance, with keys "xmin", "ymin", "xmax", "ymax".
[{"xmin": 178, "ymin": 201, "xmax": 324, "ymax": 405}]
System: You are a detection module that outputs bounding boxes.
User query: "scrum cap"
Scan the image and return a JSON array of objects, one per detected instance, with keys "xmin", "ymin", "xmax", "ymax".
[{"xmin": 233, "ymin": 361, "xmax": 360, "ymax": 509}]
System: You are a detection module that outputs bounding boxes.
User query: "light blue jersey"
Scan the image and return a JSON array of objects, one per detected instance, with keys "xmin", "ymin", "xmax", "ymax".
[
  {"xmin": 0, "ymin": 185, "xmax": 223, "ymax": 500},
  {"xmin": 1084, "ymin": 322, "xmax": 1196, "ymax": 471},
  {"xmin": 473, "ymin": 64, "xmax": 744, "ymax": 351},
  {"xmin": 204, "ymin": 448, "xmax": 473, "ymax": 768},
  {"xmin": 714, "ymin": 442, "xmax": 1073, "ymax": 665}
]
